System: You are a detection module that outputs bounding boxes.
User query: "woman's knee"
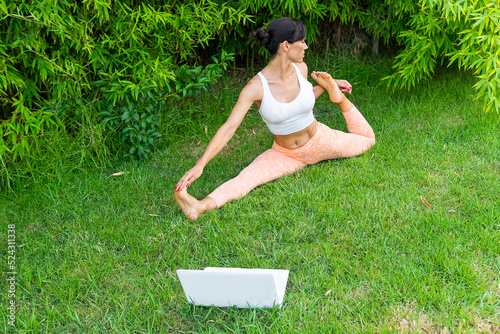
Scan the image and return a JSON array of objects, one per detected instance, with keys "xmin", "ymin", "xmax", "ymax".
[{"xmin": 357, "ymin": 137, "xmax": 376, "ymax": 156}]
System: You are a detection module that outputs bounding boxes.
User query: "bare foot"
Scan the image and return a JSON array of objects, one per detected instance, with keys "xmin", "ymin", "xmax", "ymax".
[
  {"xmin": 174, "ymin": 187, "xmax": 206, "ymax": 221},
  {"xmin": 311, "ymin": 71, "xmax": 345, "ymax": 103}
]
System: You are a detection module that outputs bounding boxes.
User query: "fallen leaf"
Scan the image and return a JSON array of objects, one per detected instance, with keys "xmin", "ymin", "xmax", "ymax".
[
  {"xmin": 421, "ymin": 196, "xmax": 432, "ymax": 208},
  {"xmin": 111, "ymin": 171, "xmax": 129, "ymax": 176},
  {"xmin": 149, "ymin": 214, "xmax": 160, "ymax": 217},
  {"xmin": 325, "ymin": 289, "xmax": 333, "ymax": 296}
]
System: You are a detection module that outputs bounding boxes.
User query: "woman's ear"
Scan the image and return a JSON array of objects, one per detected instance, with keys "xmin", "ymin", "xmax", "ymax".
[
  {"xmin": 277, "ymin": 41, "xmax": 289, "ymax": 56},
  {"xmin": 283, "ymin": 41, "xmax": 290, "ymax": 51}
]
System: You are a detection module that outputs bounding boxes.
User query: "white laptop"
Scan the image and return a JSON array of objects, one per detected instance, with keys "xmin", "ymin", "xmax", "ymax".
[{"xmin": 177, "ymin": 267, "xmax": 289, "ymax": 308}]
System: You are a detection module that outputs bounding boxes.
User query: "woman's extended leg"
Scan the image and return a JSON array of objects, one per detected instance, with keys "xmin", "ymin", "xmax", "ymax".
[
  {"xmin": 175, "ymin": 148, "xmax": 306, "ymax": 220},
  {"xmin": 208, "ymin": 148, "xmax": 306, "ymax": 208}
]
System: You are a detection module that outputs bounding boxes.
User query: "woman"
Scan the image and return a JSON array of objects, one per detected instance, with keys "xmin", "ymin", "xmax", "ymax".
[{"xmin": 174, "ymin": 17, "xmax": 375, "ymax": 221}]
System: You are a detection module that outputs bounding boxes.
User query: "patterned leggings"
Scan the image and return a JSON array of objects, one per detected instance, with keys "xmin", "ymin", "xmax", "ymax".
[{"xmin": 208, "ymin": 106, "xmax": 375, "ymax": 208}]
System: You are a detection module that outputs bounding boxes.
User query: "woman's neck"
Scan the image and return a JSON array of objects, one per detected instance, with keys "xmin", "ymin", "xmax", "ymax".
[{"xmin": 264, "ymin": 55, "xmax": 294, "ymax": 81}]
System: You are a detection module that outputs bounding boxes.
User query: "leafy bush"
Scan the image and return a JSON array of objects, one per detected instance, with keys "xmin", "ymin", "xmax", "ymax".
[
  {"xmin": 0, "ymin": 0, "xmax": 247, "ymax": 182},
  {"xmin": 383, "ymin": 0, "xmax": 500, "ymax": 113},
  {"xmin": 99, "ymin": 52, "xmax": 233, "ymax": 160}
]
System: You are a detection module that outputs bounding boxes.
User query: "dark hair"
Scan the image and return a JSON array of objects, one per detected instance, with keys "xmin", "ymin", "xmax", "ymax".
[{"xmin": 252, "ymin": 18, "xmax": 306, "ymax": 57}]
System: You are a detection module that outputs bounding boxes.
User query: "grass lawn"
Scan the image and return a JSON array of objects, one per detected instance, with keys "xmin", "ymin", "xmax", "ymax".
[{"xmin": 1, "ymin": 54, "xmax": 499, "ymax": 333}]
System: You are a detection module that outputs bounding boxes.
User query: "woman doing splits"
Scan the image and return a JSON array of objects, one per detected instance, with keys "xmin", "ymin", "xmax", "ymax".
[{"xmin": 174, "ymin": 17, "xmax": 375, "ymax": 221}]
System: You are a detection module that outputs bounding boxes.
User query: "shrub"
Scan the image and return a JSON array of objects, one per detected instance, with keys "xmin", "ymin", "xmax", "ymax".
[
  {"xmin": 0, "ymin": 0, "xmax": 246, "ymax": 190},
  {"xmin": 383, "ymin": 0, "xmax": 500, "ymax": 113},
  {"xmin": 0, "ymin": 1, "xmax": 247, "ymax": 173},
  {"xmin": 98, "ymin": 52, "xmax": 233, "ymax": 160}
]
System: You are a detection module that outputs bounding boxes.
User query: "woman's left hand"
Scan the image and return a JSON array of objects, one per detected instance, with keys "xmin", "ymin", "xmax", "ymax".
[{"xmin": 334, "ymin": 79, "xmax": 352, "ymax": 94}]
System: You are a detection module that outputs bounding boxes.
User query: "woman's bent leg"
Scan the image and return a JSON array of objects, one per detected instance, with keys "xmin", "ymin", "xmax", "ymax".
[
  {"xmin": 342, "ymin": 105, "xmax": 375, "ymax": 141},
  {"xmin": 322, "ymin": 105, "xmax": 375, "ymax": 159},
  {"xmin": 308, "ymin": 106, "xmax": 375, "ymax": 161},
  {"xmin": 208, "ymin": 148, "xmax": 306, "ymax": 208},
  {"xmin": 278, "ymin": 112, "xmax": 376, "ymax": 165},
  {"xmin": 315, "ymin": 124, "xmax": 374, "ymax": 160}
]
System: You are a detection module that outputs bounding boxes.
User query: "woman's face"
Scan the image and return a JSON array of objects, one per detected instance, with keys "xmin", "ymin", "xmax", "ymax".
[{"xmin": 287, "ymin": 39, "xmax": 308, "ymax": 62}]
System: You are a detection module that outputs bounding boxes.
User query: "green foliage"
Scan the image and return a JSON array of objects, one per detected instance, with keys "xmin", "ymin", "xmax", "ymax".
[
  {"xmin": 101, "ymin": 99, "xmax": 161, "ymax": 161},
  {"xmin": 381, "ymin": 0, "xmax": 500, "ymax": 113},
  {"xmin": 99, "ymin": 52, "xmax": 233, "ymax": 160},
  {"xmin": 0, "ymin": 96, "xmax": 59, "ymax": 161},
  {"xmin": 0, "ymin": 0, "xmax": 247, "ymax": 110}
]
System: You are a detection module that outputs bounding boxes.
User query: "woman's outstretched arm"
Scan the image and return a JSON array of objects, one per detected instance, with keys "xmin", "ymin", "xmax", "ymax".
[{"xmin": 175, "ymin": 77, "xmax": 263, "ymax": 191}]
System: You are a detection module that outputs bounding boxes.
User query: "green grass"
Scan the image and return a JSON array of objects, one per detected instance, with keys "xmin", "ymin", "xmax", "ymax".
[{"xmin": 1, "ymin": 53, "xmax": 499, "ymax": 333}]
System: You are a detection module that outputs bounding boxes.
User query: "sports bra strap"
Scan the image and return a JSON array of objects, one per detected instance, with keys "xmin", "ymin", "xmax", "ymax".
[
  {"xmin": 291, "ymin": 63, "xmax": 301, "ymax": 78},
  {"xmin": 257, "ymin": 72, "xmax": 270, "ymax": 92}
]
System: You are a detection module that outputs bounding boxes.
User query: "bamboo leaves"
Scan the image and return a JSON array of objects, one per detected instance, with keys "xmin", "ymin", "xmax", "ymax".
[
  {"xmin": 0, "ymin": 0, "xmax": 246, "ymax": 162},
  {"xmin": 383, "ymin": 0, "xmax": 500, "ymax": 112}
]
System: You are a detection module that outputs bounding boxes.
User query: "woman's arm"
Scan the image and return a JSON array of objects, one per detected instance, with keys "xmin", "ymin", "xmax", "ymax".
[
  {"xmin": 175, "ymin": 77, "xmax": 262, "ymax": 191},
  {"xmin": 313, "ymin": 85, "xmax": 327, "ymax": 99}
]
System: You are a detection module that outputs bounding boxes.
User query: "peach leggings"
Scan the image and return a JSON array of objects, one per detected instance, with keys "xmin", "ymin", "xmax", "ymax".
[{"xmin": 208, "ymin": 106, "xmax": 375, "ymax": 208}]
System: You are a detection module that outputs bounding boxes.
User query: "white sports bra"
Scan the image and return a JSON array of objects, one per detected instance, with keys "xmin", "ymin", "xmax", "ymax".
[{"xmin": 257, "ymin": 63, "xmax": 316, "ymax": 135}]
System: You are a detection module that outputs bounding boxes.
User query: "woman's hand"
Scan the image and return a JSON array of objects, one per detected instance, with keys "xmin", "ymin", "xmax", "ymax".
[
  {"xmin": 334, "ymin": 79, "xmax": 353, "ymax": 95},
  {"xmin": 175, "ymin": 164, "xmax": 204, "ymax": 191}
]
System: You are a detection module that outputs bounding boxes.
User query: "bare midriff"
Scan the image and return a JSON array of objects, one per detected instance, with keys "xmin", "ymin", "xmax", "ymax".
[{"xmin": 273, "ymin": 119, "xmax": 318, "ymax": 149}]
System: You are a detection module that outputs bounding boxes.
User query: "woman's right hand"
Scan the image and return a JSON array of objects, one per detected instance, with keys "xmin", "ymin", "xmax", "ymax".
[{"xmin": 175, "ymin": 164, "xmax": 204, "ymax": 191}]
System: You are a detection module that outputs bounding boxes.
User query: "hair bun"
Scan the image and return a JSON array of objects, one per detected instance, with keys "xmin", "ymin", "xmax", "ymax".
[{"xmin": 252, "ymin": 28, "xmax": 270, "ymax": 46}]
